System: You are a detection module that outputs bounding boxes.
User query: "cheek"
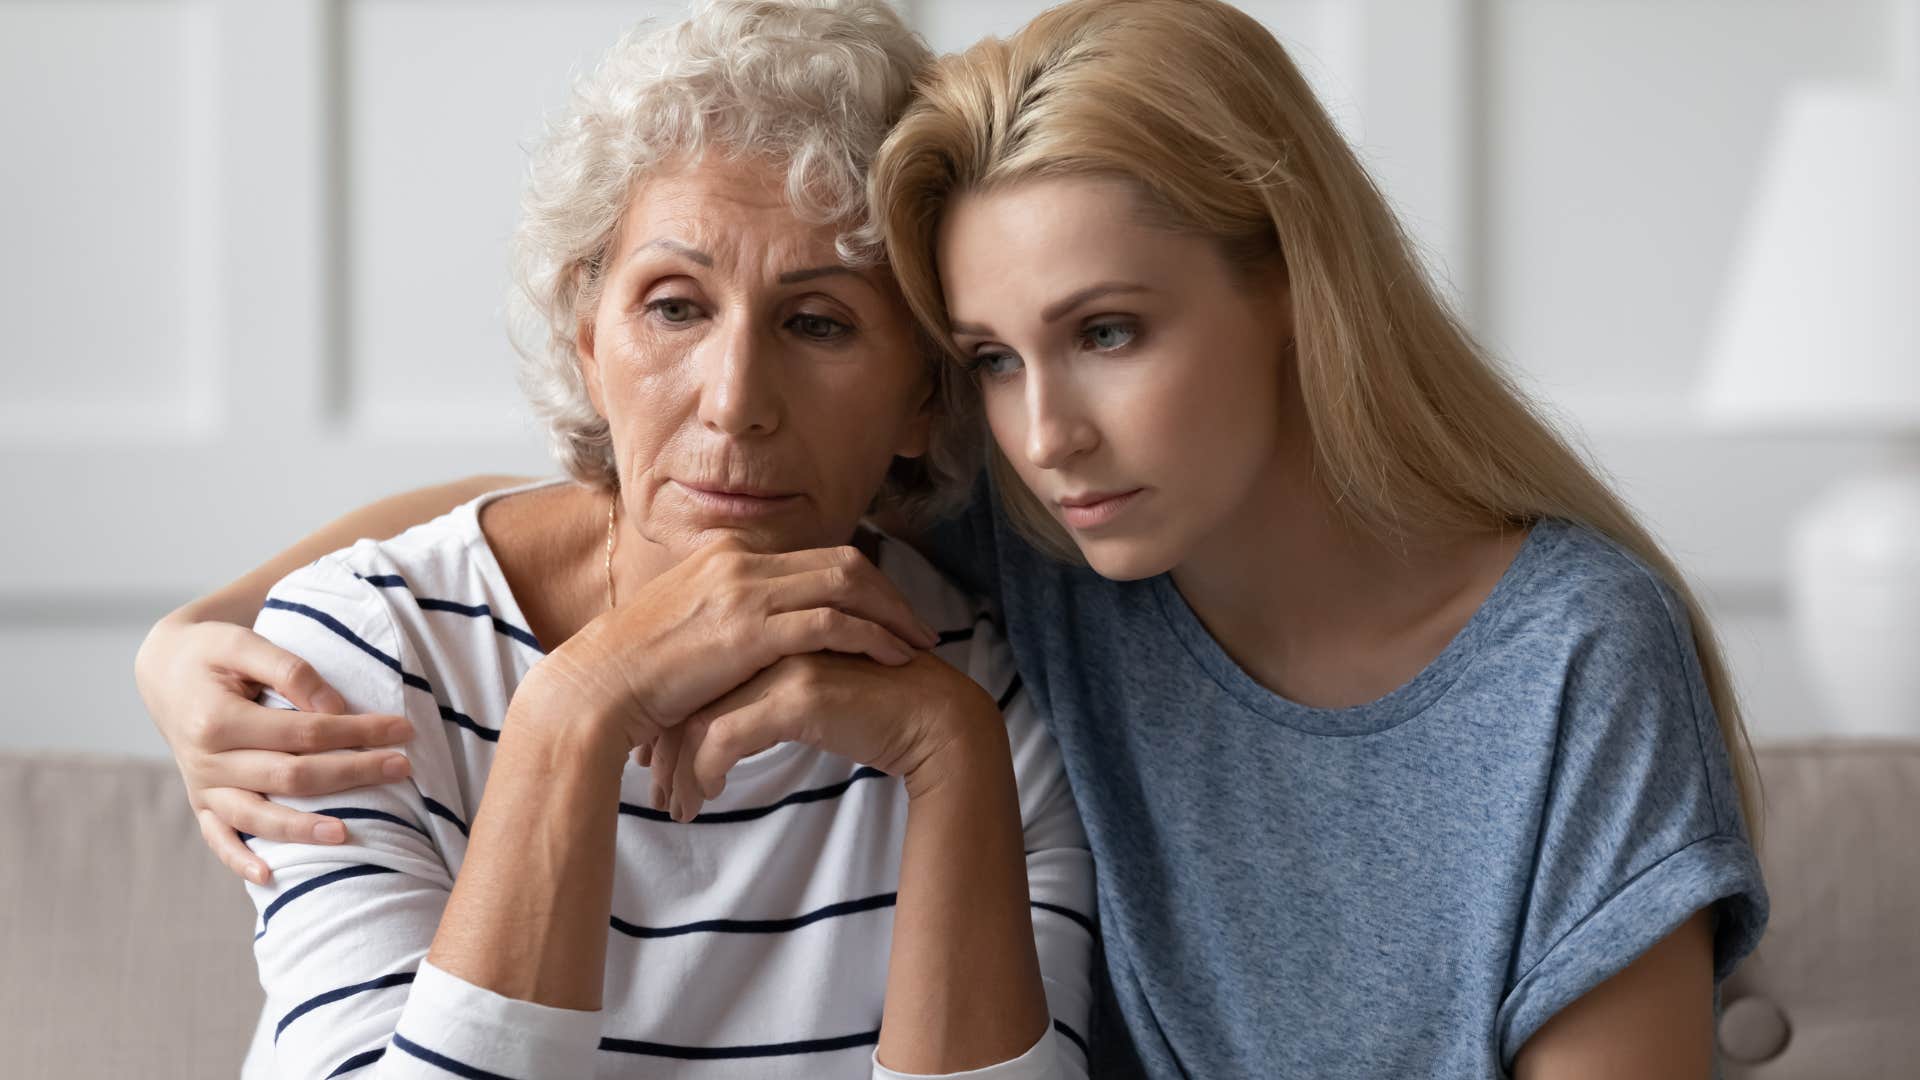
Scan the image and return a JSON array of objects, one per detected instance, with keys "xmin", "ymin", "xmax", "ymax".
[
  {"xmin": 1125, "ymin": 337, "xmax": 1283, "ymax": 483},
  {"xmin": 601, "ymin": 340, "xmax": 694, "ymax": 457}
]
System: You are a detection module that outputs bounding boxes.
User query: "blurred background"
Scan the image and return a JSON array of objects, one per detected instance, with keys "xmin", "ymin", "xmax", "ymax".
[{"xmin": 1, "ymin": 0, "xmax": 1911, "ymax": 755}]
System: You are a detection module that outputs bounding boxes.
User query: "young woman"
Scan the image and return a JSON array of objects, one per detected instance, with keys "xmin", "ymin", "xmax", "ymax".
[{"xmin": 137, "ymin": 0, "xmax": 1764, "ymax": 1076}]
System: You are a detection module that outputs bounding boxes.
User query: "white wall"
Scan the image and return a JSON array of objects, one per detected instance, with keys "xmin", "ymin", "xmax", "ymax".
[{"xmin": 0, "ymin": 0, "xmax": 1897, "ymax": 756}]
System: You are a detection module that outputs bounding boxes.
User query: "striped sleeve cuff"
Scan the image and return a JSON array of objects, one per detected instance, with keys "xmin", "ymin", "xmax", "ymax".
[
  {"xmin": 871, "ymin": 1027, "xmax": 1060, "ymax": 1080},
  {"xmin": 388, "ymin": 959, "xmax": 603, "ymax": 1078}
]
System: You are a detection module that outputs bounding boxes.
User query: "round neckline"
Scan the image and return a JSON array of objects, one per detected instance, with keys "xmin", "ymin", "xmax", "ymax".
[{"xmin": 1150, "ymin": 520, "xmax": 1567, "ymax": 737}]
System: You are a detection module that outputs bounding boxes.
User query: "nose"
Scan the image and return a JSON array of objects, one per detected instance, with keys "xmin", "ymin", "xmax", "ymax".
[
  {"xmin": 696, "ymin": 315, "xmax": 781, "ymax": 437},
  {"xmin": 1023, "ymin": 367, "xmax": 1097, "ymax": 470}
]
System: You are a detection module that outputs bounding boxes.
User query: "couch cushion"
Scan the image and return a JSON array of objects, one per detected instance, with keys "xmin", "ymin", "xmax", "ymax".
[
  {"xmin": 1722, "ymin": 740, "xmax": 1920, "ymax": 1078},
  {"xmin": 0, "ymin": 751, "xmax": 260, "ymax": 1078}
]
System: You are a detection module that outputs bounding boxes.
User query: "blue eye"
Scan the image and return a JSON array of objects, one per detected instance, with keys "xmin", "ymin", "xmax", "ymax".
[
  {"xmin": 1083, "ymin": 321, "xmax": 1136, "ymax": 350},
  {"xmin": 969, "ymin": 351, "xmax": 1024, "ymax": 380}
]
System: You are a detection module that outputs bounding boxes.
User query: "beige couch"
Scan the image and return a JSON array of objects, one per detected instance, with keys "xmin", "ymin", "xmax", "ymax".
[{"xmin": 1, "ymin": 742, "xmax": 1914, "ymax": 1077}]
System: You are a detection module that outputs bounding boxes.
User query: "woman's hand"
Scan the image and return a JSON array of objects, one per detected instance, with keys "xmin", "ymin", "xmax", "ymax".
[
  {"xmin": 515, "ymin": 539, "xmax": 942, "ymax": 754},
  {"xmin": 134, "ymin": 613, "xmax": 413, "ymax": 883},
  {"xmin": 648, "ymin": 649, "xmax": 1000, "ymax": 821}
]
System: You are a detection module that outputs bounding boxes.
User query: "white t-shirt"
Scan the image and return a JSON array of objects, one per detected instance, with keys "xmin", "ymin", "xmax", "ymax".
[{"xmin": 239, "ymin": 483, "xmax": 1094, "ymax": 1079}]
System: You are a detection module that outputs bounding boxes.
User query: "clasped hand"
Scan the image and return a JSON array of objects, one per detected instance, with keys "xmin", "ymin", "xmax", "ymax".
[{"xmin": 518, "ymin": 538, "xmax": 1002, "ymax": 819}]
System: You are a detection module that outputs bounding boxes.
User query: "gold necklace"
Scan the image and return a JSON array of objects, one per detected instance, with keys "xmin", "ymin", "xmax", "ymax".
[{"xmin": 605, "ymin": 491, "xmax": 617, "ymax": 612}]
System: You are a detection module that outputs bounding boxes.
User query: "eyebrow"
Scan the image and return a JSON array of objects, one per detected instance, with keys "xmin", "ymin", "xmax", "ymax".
[
  {"xmin": 777, "ymin": 265, "xmax": 860, "ymax": 285},
  {"xmin": 1041, "ymin": 281, "xmax": 1150, "ymax": 323},
  {"xmin": 949, "ymin": 281, "xmax": 1152, "ymax": 338},
  {"xmin": 622, "ymin": 243, "xmax": 861, "ymax": 288},
  {"xmin": 628, "ymin": 238, "xmax": 713, "ymax": 266}
]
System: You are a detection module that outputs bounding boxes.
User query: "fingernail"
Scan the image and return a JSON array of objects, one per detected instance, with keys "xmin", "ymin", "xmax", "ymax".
[
  {"xmin": 248, "ymin": 865, "xmax": 269, "ymax": 885},
  {"xmin": 382, "ymin": 755, "xmax": 411, "ymax": 781},
  {"xmin": 313, "ymin": 819, "xmax": 346, "ymax": 844},
  {"xmin": 917, "ymin": 621, "xmax": 940, "ymax": 647},
  {"xmin": 383, "ymin": 719, "xmax": 413, "ymax": 744}
]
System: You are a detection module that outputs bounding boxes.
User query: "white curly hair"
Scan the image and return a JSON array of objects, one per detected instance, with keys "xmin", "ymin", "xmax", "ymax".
[{"xmin": 510, "ymin": 0, "xmax": 975, "ymax": 514}]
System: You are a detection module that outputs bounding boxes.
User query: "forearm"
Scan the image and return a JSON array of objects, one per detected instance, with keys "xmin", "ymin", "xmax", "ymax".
[
  {"xmin": 172, "ymin": 474, "xmax": 531, "ymax": 626},
  {"xmin": 426, "ymin": 706, "xmax": 627, "ymax": 1011},
  {"xmin": 878, "ymin": 717, "xmax": 1051, "ymax": 1074}
]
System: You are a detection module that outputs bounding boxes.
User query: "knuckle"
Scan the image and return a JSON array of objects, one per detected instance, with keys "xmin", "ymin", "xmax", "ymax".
[
  {"xmin": 277, "ymin": 655, "xmax": 315, "ymax": 691},
  {"xmin": 713, "ymin": 548, "xmax": 748, "ymax": 581},
  {"xmin": 825, "ymin": 563, "xmax": 854, "ymax": 594},
  {"xmin": 289, "ymin": 718, "xmax": 327, "ymax": 755},
  {"xmin": 269, "ymin": 759, "xmax": 308, "ymax": 795},
  {"xmin": 188, "ymin": 711, "xmax": 226, "ymax": 751}
]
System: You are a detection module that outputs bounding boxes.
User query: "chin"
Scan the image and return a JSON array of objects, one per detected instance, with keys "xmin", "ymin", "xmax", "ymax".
[
  {"xmin": 1076, "ymin": 535, "xmax": 1181, "ymax": 582},
  {"xmin": 647, "ymin": 517, "xmax": 816, "ymax": 558}
]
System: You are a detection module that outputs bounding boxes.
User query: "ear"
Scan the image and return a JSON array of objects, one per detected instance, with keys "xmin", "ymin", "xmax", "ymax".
[{"xmin": 574, "ymin": 316, "xmax": 608, "ymax": 419}]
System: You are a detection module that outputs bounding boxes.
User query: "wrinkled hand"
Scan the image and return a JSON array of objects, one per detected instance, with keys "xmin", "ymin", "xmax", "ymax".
[
  {"xmin": 647, "ymin": 650, "xmax": 1000, "ymax": 822},
  {"xmin": 516, "ymin": 538, "xmax": 940, "ymax": 753},
  {"xmin": 134, "ymin": 615, "xmax": 413, "ymax": 883}
]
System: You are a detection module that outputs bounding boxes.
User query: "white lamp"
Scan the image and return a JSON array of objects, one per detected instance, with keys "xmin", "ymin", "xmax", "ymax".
[{"xmin": 1699, "ymin": 0, "xmax": 1920, "ymax": 735}]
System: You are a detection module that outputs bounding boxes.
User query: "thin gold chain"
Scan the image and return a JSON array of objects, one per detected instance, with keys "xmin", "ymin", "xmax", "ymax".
[{"xmin": 605, "ymin": 491, "xmax": 617, "ymax": 612}]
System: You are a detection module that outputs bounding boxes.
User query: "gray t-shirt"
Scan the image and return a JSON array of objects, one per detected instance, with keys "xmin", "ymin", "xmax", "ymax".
[{"xmin": 925, "ymin": 476, "xmax": 1766, "ymax": 1078}]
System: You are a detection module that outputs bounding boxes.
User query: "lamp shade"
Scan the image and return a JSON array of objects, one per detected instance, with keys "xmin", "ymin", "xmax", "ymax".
[{"xmin": 1699, "ymin": 85, "xmax": 1920, "ymax": 432}]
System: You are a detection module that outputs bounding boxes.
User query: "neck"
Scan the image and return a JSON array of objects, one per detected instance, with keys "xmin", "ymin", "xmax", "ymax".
[
  {"xmin": 482, "ymin": 483, "xmax": 677, "ymax": 651},
  {"xmin": 1169, "ymin": 428, "xmax": 1522, "ymax": 709}
]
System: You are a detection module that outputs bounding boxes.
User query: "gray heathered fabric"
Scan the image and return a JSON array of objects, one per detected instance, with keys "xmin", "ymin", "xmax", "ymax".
[{"xmin": 924, "ymin": 475, "xmax": 1766, "ymax": 1079}]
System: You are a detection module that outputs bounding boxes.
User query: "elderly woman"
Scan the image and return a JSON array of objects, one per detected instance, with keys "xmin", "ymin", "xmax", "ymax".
[{"xmin": 213, "ymin": 2, "xmax": 1092, "ymax": 1077}]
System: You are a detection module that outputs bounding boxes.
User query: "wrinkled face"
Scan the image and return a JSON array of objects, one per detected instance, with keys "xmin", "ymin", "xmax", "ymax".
[
  {"xmin": 578, "ymin": 155, "xmax": 930, "ymax": 558},
  {"xmin": 937, "ymin": 175, "xmax": 1293, "ymax": 581}
]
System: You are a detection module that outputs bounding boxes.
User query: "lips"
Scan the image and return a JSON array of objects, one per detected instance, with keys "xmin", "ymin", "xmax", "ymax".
[
  {"xmin": 672, "ymin": 479, "xmax": 803, "ymax": 519},
  {"xmin": 1056, "ymin": 487, "xmax": 1145, "ymax": 530}
]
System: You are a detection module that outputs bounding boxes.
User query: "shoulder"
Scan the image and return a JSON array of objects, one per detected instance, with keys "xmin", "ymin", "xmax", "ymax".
[
  {"xmin": 1499, "ymin": 520, "xmax": 1702, "ymax": 691},
  {"xmin": 257, "ymin": 495, "xmax": 511, "ymax": 669}
]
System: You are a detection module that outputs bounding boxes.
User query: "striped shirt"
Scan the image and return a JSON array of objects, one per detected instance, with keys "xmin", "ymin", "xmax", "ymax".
[{"xmin": 239, "ymin": 484, "xmax": 1095, "ymax": 1079}]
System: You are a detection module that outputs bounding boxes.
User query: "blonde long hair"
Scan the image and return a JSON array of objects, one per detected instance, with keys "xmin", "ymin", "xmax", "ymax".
[{"xmin": 869, "ymin": 0, "xmax": 1759, "ymax": 833}]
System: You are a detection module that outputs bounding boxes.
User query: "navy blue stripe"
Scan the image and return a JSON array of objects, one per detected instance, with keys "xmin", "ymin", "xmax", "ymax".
[
  {"xmin": 261, "ymin": 599, "xmax": 430, "ymax": 694},
  {"xmin": 1053, "ymin": 1018, "xmax": 1089, "ymax": 1059},
  {"xmin": 325, "ymin": 1047, "xmax": 385, "ymax": 1077},
  {"xmin": 315, "ymin": 807, "xmax": 429, "ymax": 838},
  {"xmin": 416, "ymin": 598, "xmax": 544, "ymax": 653},
  {"xmin": 276, "ymin": 971, "xmax": 415, "ymax": 1041},
  {"xmin": 263, "ymin": 597, "xmax": 503, "ymax": 743},
  {"xmin": 935, "ymin": 626, "xmax": 975, "ymax": 645},
  {"xmin": 438, "ymin": 703, "xmax": 501, "ymax": 742},
  {"xmin": 600, "ymin": 1029, "xmax": 879, "ymax": 1059},
  {"xmin": 356, "ymin": 573, "xmax": 544, "ymax": 653},
  {"xmin": 256, "ymin": 864, "xmax": 397, "ymax": 940},
  {"xmin": 1030, "ymin": 900, "xmax": 1096, "ymax": 937},
  {"xmin": 390, "ymin": 1032, "xmax": 518, "ymax": 1080},
  {"xmin": 997, "ymin": 672, "xmax": 1023, "ymax": 712},
  {"xmin": 619, "ymin": 766, "xmax": 888, "ymax": 824},
  {"xmin": 421, "ymin": 797, "xmax": 470, "ymax": 837},
  {"xmin": 611, "ymin": 891, "xmax": 896, "ymax": 940}
]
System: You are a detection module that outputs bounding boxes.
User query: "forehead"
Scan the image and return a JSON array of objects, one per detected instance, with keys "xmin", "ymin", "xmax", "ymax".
[
  {"xmin": 617, "ymin": 157, "xmax": 845, "ymax": 270},
  {"xmin": 940, "ymin": 176, "xmax": 1165, "ymax": 268}
]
